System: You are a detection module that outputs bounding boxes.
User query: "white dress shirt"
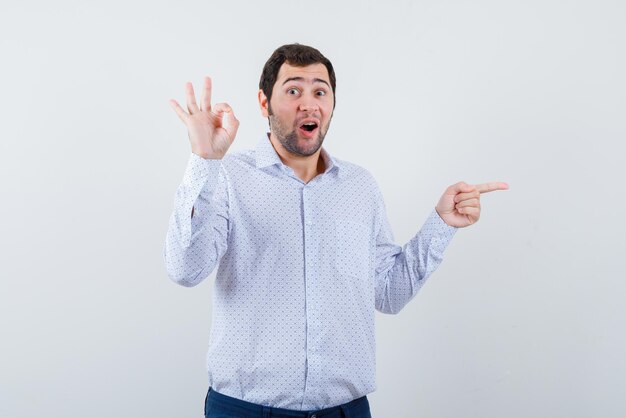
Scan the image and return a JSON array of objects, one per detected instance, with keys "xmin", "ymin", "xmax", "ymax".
[{"xmin": 164, "ymin": 134, "xmax": 457, "ymax": 410}]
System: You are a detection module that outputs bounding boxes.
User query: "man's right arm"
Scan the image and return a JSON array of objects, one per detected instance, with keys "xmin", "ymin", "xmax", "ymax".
[
  {"xmin": 163, "ymin": 153, "xmax": 229, "ymax": 287},
  {"xmin": 164, "ymin": 76, "xmax": 238, "ymax": 286}
]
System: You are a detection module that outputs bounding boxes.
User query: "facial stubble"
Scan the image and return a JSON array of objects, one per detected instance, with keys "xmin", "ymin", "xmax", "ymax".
[{"xmin": 268, "ymin": 103, "xmax": 331, "ymax": 157}]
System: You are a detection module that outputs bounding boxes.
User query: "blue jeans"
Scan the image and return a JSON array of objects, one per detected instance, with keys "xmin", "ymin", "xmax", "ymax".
[{"xmin": 204, "ymin": 387, "xmax": 373, "ymax": 418}]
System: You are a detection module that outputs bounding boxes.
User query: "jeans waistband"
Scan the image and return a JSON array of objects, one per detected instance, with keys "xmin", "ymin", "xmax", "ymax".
[{"xmin": 206, "ymin": 387, "xmax": 369, "ymax": 418}]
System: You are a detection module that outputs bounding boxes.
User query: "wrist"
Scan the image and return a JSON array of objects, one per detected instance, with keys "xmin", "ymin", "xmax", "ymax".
[
  {"xmin": 435, "ymin": 206, "xmax": 443, "ymax": 220},
  {"xmin": 192, "ymin": 148, "xmax": 224, "ymax": 160}
]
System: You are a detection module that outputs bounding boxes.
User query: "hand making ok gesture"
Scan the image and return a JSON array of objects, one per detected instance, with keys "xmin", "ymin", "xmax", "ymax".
[
  {"xmin": 436, "ymin": 181, "xmax": 509, "ymax": 228},
  {"xmin": 170, "ymin": 76, "xmax": 239, "ymax": 159}
]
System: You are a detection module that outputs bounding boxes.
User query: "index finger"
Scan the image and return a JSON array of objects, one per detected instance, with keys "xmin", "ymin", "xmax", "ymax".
[
  {"xmin": 475, "ymin": 182, "xmax": 509, "ymax": 194},
  {"xmin": 201, "ymin": 76, "xmax": 212, "ymax": 112}
]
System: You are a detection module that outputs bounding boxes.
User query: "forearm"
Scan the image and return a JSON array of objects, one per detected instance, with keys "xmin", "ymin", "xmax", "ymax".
[
  {"xmin": 375, "ymin": 208, "xmax": 457, "ymax": 314},
  {"xmin": 164, "ymin": 154, "xmax": 228, "ymax": 287}
]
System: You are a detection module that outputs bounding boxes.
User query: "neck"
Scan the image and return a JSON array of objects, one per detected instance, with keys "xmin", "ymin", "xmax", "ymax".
[{"xmin": 268, "ymin": 132, "xmax": 325, "ymax": 183}]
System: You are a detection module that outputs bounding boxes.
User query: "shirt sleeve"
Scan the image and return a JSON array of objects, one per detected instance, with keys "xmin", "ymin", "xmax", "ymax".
[
  {"xmin": 373, "ymin": 190, "xmax": 457, "ymax": 314},
  {"xmin": 163, "ymin": 153, "xmax": 229, "ymax": 287}
]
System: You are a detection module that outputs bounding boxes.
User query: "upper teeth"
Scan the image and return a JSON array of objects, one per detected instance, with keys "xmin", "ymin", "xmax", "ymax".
[{"xmin": 304, "ymin": 123, "xmax": 315, "ymax": 126}]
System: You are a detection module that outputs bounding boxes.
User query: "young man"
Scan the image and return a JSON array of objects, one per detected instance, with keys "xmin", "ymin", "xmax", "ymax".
[{"xmin": 165, "ymin": 44, "xmax": 508, "ymax": 418}]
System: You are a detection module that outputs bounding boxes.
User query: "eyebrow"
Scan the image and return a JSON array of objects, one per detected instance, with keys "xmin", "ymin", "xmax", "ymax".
[{"xmin": 282, "ymin": 77, "xmax": 330, "ymax": 88}]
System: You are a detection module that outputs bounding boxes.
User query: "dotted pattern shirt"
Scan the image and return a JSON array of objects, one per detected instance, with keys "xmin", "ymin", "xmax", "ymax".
[{"xmin": 163, "ymin": 134, "xmax": 457, "ymax": 410}]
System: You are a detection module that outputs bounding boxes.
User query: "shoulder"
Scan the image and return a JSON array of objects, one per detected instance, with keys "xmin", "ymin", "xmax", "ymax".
[
  {"xmin": 218, "ymin": 148, "xmax": 256, "ymax": 173},
  {"xmin": 334, "ymin": 157, "xmax": 379, "ymax": 189}
]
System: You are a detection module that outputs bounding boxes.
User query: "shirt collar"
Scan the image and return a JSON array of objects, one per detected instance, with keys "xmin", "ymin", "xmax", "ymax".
[{"xmin": 255, "ymin": 133, "xmax": 341, "ymax": 175}]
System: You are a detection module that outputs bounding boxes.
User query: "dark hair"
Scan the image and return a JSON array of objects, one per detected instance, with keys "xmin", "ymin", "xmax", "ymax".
[{"xmin": 259, "ymin": 43, "xmax": 336, "ymax": 108}]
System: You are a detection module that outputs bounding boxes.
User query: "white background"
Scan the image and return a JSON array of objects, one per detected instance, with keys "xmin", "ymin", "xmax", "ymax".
[{"xmin": 1, "ymin": 0, "xmax": 624, "ymax": 417}]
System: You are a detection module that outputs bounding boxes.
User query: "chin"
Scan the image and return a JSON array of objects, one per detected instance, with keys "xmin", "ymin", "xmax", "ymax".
[{"xmin": 299, "ymin": 138, "xmax": 324, "ymax": 155}]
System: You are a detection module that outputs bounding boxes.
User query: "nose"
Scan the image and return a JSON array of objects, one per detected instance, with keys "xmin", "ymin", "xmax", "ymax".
[{"xmin": 298, "ymin": 99, "xmax": 319, "ymax": 112}]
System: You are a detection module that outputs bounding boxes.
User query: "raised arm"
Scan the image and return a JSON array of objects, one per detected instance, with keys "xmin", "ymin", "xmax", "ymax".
[{"xmin": 164, "ymin": 77, "xmax": 239, "ymax": 287}]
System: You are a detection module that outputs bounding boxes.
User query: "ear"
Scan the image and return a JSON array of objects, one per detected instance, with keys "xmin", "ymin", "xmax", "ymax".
[{"xmin": 258, "ymin": 89, "xmax": 269, "ymax": 117}]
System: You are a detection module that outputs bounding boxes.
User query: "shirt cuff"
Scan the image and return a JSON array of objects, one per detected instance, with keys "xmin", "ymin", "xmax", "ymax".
[
  {"xmin": 419, "ymin": 207, "xmax": 458, "ymax": 250},
  {"xmin": 175, "ymin": 154, "xmax": 223, "ymax": 246},
  {"xmin": 182, "ymin": 153, "xmax": 222, "ymax": 191}
]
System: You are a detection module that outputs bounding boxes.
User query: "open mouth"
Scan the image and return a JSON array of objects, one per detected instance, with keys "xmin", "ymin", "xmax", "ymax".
[{"xmin": 300, "ymin": 122, "xmax": 318, "ymax": 132}]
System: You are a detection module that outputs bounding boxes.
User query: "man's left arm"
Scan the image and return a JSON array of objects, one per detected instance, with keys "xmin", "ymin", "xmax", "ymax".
[{"xmin": 374, "ymin": 181, "xmax": 509, "ymax": 314}]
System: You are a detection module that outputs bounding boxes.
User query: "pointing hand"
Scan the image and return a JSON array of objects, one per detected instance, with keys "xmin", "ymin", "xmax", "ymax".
[{"xmin": 435, "ymin": 181, "xmax": 509, "ymax": 228}]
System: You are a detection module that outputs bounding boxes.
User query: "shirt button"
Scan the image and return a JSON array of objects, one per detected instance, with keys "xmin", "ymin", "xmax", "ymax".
[{"xmin": 306, "ymin": 220, "xmax": 313, "ymax": 226}]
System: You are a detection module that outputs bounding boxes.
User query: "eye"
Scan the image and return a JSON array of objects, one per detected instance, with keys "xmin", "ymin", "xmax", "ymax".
[
  {"xmin": 316, "ymin": 90, "xmax": 327, "ymax": 96},
  {"xmin": 287, "ymin": 88, "xmax": 299, "ymax": 95}
]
